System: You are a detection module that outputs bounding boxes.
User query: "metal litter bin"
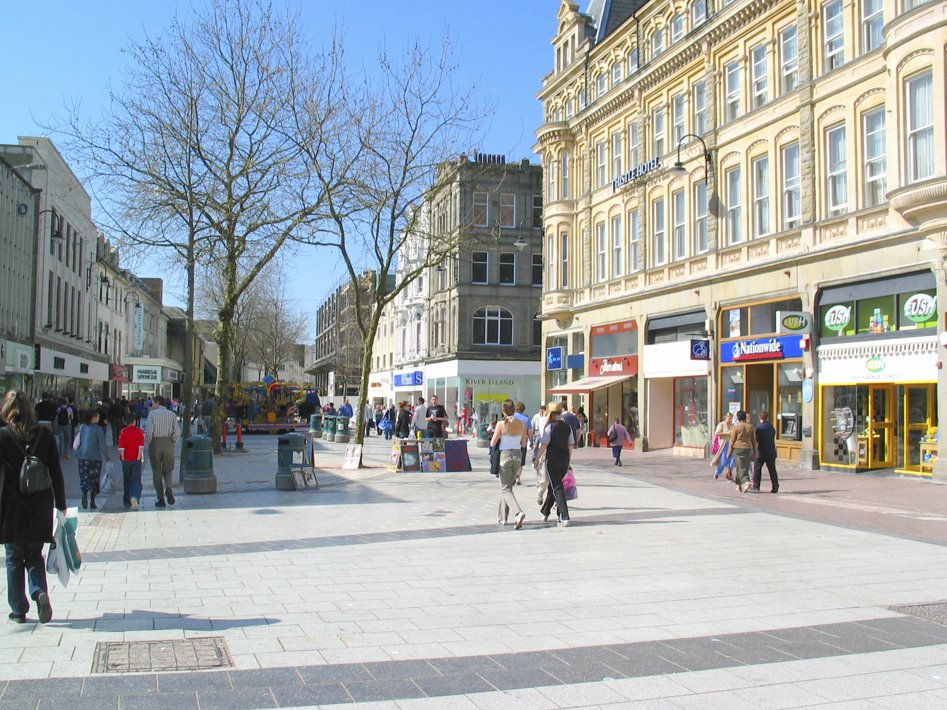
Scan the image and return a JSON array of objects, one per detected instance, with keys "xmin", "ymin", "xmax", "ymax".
[
  {"xmin": 183, "ymin": 435, "xmax": 216, "ymax": 493},
  {"xmin": 323, "ymin": 415, "xmax": 337, "ymax": 442},
  {"xmin": 276, "ymin": 432, "xmax": 306, "ymax": 490},
  {"xmin": 335, "ymin": 416, "xmax": 351, "ymax": 444},
  {"xmin": 309, "ymin": 413, "xmax": 323, "ymax": 439}
]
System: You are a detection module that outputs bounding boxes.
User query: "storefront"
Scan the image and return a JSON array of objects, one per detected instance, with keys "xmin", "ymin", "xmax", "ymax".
[
  {"xmin": 109, "ymin": 364, "xmax": 129, "ymax": 399},
  {"xmin": 643, "ymin": 311, "xmax": 710, "ymax": 455},
  {"xmin": 547, "ymin": 320, "xmax": 638, "ymax": 446},
  {"xmin": 816, "ymin": 272, "xmax": 937, "ymax": 475},
  {"xmin": 718, "ymin": 297, "xmax": 804, "ymax": 462},
  {"xmin": 426, "ymin": 359, "xmax": 541, "ymax": 429},
  {"xmin": 390, "ymin": 368, "xmax": 421, "ymax": 406},
  {"xmin": 1, "ymin": 340, "xmax": 34, "ymax": 394},
  {"xmin": 33, "ymin": 343, "xmax": 109, "ymax": 405},
  {"xmin": 125, "ymin": 359, "xmax": 183, "ymax": 400}
]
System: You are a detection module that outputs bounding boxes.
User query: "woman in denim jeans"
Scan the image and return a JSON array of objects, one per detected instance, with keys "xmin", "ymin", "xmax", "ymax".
[{"xmin": 0, "ymin": 391, "xmax": 67, "ymax": 623}]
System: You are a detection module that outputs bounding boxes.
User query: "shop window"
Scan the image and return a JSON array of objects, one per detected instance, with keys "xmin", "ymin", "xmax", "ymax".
[
  {"xmin": 721, "ymin": 366, "xmax": 745, "ymax": 415},
  {"xmin": 821, "ymin": 289, "xmax": 936, "ymax": 337},
  {"xmin": 725, "ymin": 298, "xmax": 803, "ymax": 338},
  {"xmin": 898, "ymin": 289, "xmax": 937, "ymax": 329},
  {"xmin": 675, "ymin": 377, "xmax": 709, "ymax": 447}
]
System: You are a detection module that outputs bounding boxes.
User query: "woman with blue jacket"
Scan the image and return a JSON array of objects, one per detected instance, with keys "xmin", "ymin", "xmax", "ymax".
[{"xmin": 76, "ymin": 409, "xmax": 111, "ymax": 509}]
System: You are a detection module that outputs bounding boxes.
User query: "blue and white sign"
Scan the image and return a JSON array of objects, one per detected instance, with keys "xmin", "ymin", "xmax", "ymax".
[
  {"xmin": 566, "ymin": 353, "xmax": 585, "ymax": 370},
  {"xmin": 802, "ymin": 378, "xmax": 814, "ymax": 403},
  {"xmin": 546, "ymin": 346, "xmax": 563, "ymax": 371},
  {"xmin": 393, "ymin": 371, "xmax": 423, "ymax": 387},
  {"xmin": 690, "ymin": 339, "xmax": 710, "ymax": 361},
  {"xmin": 719, "ymin": 335, "xmax": 804, "ymax": 364}
]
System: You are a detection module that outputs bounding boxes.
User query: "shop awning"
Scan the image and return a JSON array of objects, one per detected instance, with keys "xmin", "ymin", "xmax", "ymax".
[{"xmin": 547, "ymin": 374, "xmax": 633, "ymax": 394}]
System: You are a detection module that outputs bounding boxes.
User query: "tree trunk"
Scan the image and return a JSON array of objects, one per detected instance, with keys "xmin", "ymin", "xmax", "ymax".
[{"xmin": 178, "ymin": 243, "xmax": 196, "ymax": 480}]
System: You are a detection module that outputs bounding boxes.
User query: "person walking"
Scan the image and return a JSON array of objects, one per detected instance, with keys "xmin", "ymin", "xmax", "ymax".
[
  {"xmin": 108, "ymin": 398, "xmax": 129, "ymax": 446},
  {"xmin": 394, "ymin": 401, "xmax": 411, "ymax": 440},
  {"xmin": 75, "ymin": 409, "xmax": 111, "ymax": 510},
  {"xmin": 411, "ymin": 397, "xmax": 427, "ymax": 439},
  {"xmin": 711, "ymin": 411, "xmax": 735, "ymax": 480},
  {"xmin": 118, "ymin": 418, "xmax": 145, "ymax": 510},
  {"xmin": 606, "ymin": 418, "xmax": 633, "ymax": 466},
  {"xmin": 490, "ymin": 399, "xmax": 528, "ymax": 529},
  {"xmin": 144, "ymin": 395, "xmax": 180, "ymax": 508},
  {"xmin": 537, "ymin": 403, "xmax": 573, "ymax": 527},
  {"xmin": 363, "ymin": 401, "xmax": 375, "ymax": 437},
  {"xmin": 54, "ymin": 397, "xmax": 73, "ymax": 460},
  {"xmin": 729, "ymin": 410, "xmax": 756, "ymax": 493},
  {"xmin": 513, "ymin": 402, "xmax": 533, "ymax": 479},
  {"xmin": 530, "ymin": 404, "xmax": 549, "ymax": 504},
  {"xmin": 753, "ymin": 411, "xmax": 779, "ymax": 493},
  {"xmin": 0, "ymin": 391, "xmax": 67, "ymax": 624}
]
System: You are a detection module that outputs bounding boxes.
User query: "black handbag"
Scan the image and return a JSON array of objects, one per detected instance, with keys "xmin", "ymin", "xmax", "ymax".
[{"xmin": 489, "ymin": 446, "xmax": 500, "ymax": 477}]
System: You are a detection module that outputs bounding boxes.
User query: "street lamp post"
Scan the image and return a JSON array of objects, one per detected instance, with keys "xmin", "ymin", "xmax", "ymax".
[{"xmin": 669, "ymin": 134, "xmax": 713, "ymax": 177}]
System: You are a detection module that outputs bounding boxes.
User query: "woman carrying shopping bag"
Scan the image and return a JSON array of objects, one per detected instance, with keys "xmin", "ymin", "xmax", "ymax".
[
  {"xmin": 490, "ymin": 400, "xmax": 529, "ymax": 529},
  {"xmin": 0, "ymin": 391, "xmax": 67, "ymax": 623},
  {"xmin": 75, "ymin": 409, "xmax": 111, "ymax": 509}
]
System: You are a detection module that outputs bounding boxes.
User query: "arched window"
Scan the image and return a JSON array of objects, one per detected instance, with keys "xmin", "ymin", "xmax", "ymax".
[{"xmin": 473, "ymin": 307, "xmax": 513, "ymax": 346}]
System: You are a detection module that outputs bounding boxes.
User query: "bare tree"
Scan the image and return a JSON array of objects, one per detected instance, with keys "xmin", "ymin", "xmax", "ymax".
[
  {"xmin": 60, "ymin": 0, "xmax": 343, "ymax": 450},
  {"xmin": 297, "ymin": 41, "xmax": 485, "ymax": 458},
  {"xmin": 244, "ymin": 276, "xmax": 309, "ymax": 380}
]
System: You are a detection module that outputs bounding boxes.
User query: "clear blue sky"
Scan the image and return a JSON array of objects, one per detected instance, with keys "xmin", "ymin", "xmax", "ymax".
[{"xmin": 1, "ymin": 0, "xmax": 557, "ymax": 332}]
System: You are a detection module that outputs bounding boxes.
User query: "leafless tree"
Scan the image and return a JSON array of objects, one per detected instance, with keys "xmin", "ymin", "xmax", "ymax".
[
  {"xmin": 297, "ymin": 41, "xmax": 485, "ymax": 457},
  {"xmin": 59, "ymin": 0, "xmax": 343, "ymax": 453}
]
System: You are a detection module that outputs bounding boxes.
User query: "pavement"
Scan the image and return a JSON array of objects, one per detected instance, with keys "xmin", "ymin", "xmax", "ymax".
[{"xmin": 3, "ymin": 432, "xmax": 947, "ymax": 708}]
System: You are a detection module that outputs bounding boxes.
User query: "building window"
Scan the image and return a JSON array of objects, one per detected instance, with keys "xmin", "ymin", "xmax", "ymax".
[
  {"xmin": 628, "ymin": 122, "xmax": 640, "ymax": 167},
  {"xmin": 565, "ymin": 98, "xmax": 574, "ymax": 119},
  {"xmin": 533, "ymin": 313, "xmax": 542, "ymax": 348},
  {"xmin": 724, "ymin": 61, "xmax": 741, "ymax": 122},
  {"xmin": 826, "ymin": 124, "xmax": 847, "ymax": 216},
  {"xmin": 653, "ymin": 198, "xmax": 666, "ymax": 266},
  {"xmin": 611, "ymin": 131, "xmax": 623, "ymax": 180},
  {"xmin": 725, "ymin": 166, "xmax": 742, "ymax": 244},
  {"xmin": 532, "ymin": 254, "xmax": 543, "ymax": 287},
  {"xmin": 782, "ymin": 142, "xmax": 801, "ymax": 229},
  {"xmin": 693, "ymin": 81, "xmax": 706, "ymax": 135},
  {"xmin": 473, "ymin": 192, "xmax": 488, "ymax": 226},
  {"xmin": 903, "ymin": 0, "xmax": 932, "ymax": 9},
  {"xmin": 560, "ymin": 231, "xmax": 570, "ymax": 288},
  {"xmin": 578, "ymin": 88, "xmax": 587, "ymax": 110},
  {"xmin": 672, "ymin": 93, "xmax": 685, "ymax": 143},
  {"xmin": 611, "ymin": 214, "xmax": 623, "ymax": 277},
  {"xmin": 779, "ymin": 26, "xmax": 798, "ymax": 94},
  {"xmin": 533, "ymin": 194, "xmax": 543, "ymax": 227},
  {"xmin": 692, "ymin": 0, "xmax": 707, "ymax": 26},
  {"xmin": 499, "ymin": 253, "xmax": 515, "ymax": 285},
  {"xmin": 671, "ymin": 14, "xmax": 684, "ymax": 42},
  {"xmin": 752, "ymin": 155, "xmax": 770, "ymax": 238},
  {"xmin": 907, "ymin": 70, "xmax": 934, "ymax": 183},
  {"xmin": 751, "ymin": 44, "xmax": 768, "ymax": 110},
  {"xmin": 547, "ymin": 158, "xmax": 557, "ymax": 201},
  {"xmin": 472, "ymin": 251, "xmax": 488, "ymax": 284},
  {"xmin": 862, "ymin": 0, "xmax": 883, "ymax": 53},
  {"xmin": 694, "ymin": 181, "xmax": 708, "ymax": 253},
  {"xmin": 596, "ymin": 222, "xmax": 607, "ymax": 281},
  {"xmin": 627, "ymin": 47, "xmax": 639, "ymax": 74},
  {"xmin": 823, "ymin": 0, "xmax": 845, "ymax": 73},
  {"xmin": 651, "ymin": 27, "xmax": 664, "ymax": 58},
  {"xmin": 863, "ymin": 108, "xmax": 886, "ymax": 207},
  {"xmin": 612, "ymin": 61, "xmax": 622, "ymax": 86},
  {"xmin": 473, "ymin": 307, "xmax": 513, "ymax": 346},
  {"xmin": 596, "ymin": 72, "xmax": 607, "ymax": 99},
  {"xmin": 672, "ymin": 190, "xmax": 686, "ymax": 260},
  {"xmin": 546, "ymin": 232, "xmax": 556, "ymax": 288},
  {"xmin": 499, "ymin": 193, "xmax": 515, "ymax": 227},
  {"xmin": 653, "ymin": 105, "xmax": 666, "ymax": 158},
  {"xmin": 629, "ymin": 209, "xmax": 640, "ymax": 272},
  {"xmin": 560, "ymin": 152, "xmax": 570, "ymax": 200},
  {"xmin": 596, "ymin": 140, "xmax": 607, "ymax": 188}
]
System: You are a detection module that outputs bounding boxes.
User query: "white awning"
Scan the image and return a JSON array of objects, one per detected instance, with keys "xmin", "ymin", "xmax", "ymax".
[{"xmin": 546, "ymin": 374, "xmax": 633, "ymax": 394}]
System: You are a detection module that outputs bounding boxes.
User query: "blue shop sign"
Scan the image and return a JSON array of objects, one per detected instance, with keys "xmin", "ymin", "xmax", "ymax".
[
  {"xmin": 690, "ymin": 339, "xmax": 710, "ymax": 361},
  {"xmin": 566, "ymin": 353, "xmax": 585, "ymax": 370},
  {"xmin": 719, "ymin": 335, "xmax": 804, "ymax": 364},
  {"xmin": 546, "ymin": 346, "xmax": 563, "ymax": 371},
  {"xmin": 393, "ymin": 371, "xmax": 423, "ymax": 387}
]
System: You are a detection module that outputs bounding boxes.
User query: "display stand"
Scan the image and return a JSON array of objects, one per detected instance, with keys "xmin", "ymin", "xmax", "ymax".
[
  {"xmin": 387, "ymin": 438, "xmax": 470, "ymax": 472},
  {"xmin": 920, "ymin": 442, "xmax": 938, "ymax": 475}
]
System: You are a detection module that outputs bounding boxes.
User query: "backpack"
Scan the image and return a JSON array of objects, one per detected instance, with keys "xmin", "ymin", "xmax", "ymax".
[
  {"xmin": 57, "ymin": 405, "xmax": 72, "ymax": 427},
  {"xmin": 4, "ymin": 429, "xmax": 52, "ymax": 495}
]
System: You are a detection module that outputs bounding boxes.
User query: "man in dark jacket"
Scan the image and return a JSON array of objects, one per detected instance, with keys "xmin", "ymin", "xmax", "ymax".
[{"xmin": 753, "ymin": 411, "xmax": 779, "ymax": 493}]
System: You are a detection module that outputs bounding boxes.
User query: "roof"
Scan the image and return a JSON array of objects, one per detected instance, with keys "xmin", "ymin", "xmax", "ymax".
[{"xmin": 586, "ymin": 0, "xmax": 648, "ymax": 44}]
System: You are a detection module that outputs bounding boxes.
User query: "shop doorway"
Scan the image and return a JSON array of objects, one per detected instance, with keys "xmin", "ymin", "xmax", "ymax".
[
  {"xmin": 863, "ymin": 384, "xmax": 894, "ymax": 469},
  {"xmin": 746, "ymin": 364, "xmax": 773, "ymax": 422},
  {"xmin": 903, "ymin": 384, "xmax": 936, "ymax": 473}
]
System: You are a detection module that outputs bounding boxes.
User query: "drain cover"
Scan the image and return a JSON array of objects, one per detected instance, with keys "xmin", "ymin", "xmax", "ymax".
[
  {"xmin": 92, "ymin": 637, "xmax": 233, "ymax": 673},
  {"xmin": 890, "ymin": 601, "xmax": 947, "ymax": 626}
]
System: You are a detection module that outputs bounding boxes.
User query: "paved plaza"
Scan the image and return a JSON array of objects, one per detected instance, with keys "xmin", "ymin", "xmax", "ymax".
[{"xmin": 3, "ymin": 434, "xmax": 947, "ymax": 708}]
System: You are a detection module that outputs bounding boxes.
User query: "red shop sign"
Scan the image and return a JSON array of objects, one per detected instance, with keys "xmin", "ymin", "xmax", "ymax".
[{"xmin": 588, "ymin": 355, "xmax": 638, "ymax": 376}]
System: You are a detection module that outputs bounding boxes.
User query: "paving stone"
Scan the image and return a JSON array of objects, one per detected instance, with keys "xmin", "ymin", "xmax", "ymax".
[
  {"xmin": 361, "ymin": 658, "xmax": 440, "ymax": 680},
  {"xmin": 81, "ymin": 674, "xmax": 158, "ymax": 696},
  {"xmin": 36, "ymin": 698, "xmax": 117, "ymax": 710},
  {"xmin": 269, "ymin": 681, "xmax": 353, "ymax": 706},
  {"xmin": 295, "ymin": 662, "xmax": 374, "ymax": 685},
  {"xmin": 195, "ymin": 687, "xmax": 278, "ymax": 709},
  {"xmin": 343, "ymin": 678, "xmax": 426, "ymax": 702},
  {"xmin": 487, "ymin": 651, "xmax": 569, "ymax": 672},
  {"xmin": 476, "ymin": 667, "xmax": 562, "ymax": 691},
  {"xmin": 424, "ymin": 655, "xmax": 505, "ymax": 676},
  {"xmin": 154, "ymin": 669, "xmax": 232, "ymax": 692},
  {"xmin": 117, "ymin": 692, "xmax": 199, "ymax": 709},
  {"xmin": 226, "ymin": 667, "xmax": 303, "ymax": 687},
  {"xmin": 411, "ymin": 672, "xmax": 496, "ymax": 697}
]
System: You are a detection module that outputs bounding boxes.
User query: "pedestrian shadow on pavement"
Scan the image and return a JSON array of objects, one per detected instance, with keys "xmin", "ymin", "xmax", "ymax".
[{"xmin": 48, "ymin": 609, "xmax": 272, "ymax": 632}]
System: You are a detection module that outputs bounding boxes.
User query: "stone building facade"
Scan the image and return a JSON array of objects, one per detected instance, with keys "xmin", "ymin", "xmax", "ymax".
[{"xmin": 537, "ymin": 0, "xmax": 947, "ymax": 477}]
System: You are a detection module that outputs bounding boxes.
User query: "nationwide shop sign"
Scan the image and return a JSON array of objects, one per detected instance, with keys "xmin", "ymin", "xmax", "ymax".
[{"xmin": 719, "ymin": 335, "xmax": 804, "ymax": 363}]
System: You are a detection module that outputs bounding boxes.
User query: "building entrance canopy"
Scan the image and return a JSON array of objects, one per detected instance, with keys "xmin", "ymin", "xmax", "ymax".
[{"xmin": 547, "ymin": 374, "xmax": 633, "ymax": 394}]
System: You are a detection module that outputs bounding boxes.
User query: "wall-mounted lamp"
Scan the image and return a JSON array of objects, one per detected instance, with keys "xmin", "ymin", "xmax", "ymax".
[
  {"xmin": 36, "ymin": 209, "xmax": 64, "ymax": 243},
  {"xmin": 513, "ymin": 235, "xmax": 528, "ymax": 251},
  {"xmin": 669, "ymin": 133, "xmax": 713, "ymax": 177}
]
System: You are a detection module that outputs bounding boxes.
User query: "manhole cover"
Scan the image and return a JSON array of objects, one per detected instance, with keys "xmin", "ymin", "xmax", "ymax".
[
  {"xmin": 890, "ymin": 601, "xmax": 947, "ymax": 626},
  {"xmin": 92, "ymin": 637, "xmax": 233, "ymax": 673}
]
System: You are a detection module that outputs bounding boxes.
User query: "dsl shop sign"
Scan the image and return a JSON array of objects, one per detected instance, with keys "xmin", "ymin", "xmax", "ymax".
[{"xmin": 132, "ymin": 365, "xmax": 162, "ymax": 384}]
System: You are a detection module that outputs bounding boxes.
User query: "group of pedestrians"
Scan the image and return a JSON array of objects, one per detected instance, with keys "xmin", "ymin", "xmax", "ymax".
[{"xmin": 712, "ymin": 409, "xmax": 779, "ymax": 494}]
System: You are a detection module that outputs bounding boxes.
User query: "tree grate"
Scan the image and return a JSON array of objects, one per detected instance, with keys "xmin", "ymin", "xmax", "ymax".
[
  {"xmin": 91, "ymin": 637, "xmax": 233, "ymax": 673},
  {"xmin": 889, "ymin": 601, "xmax": 947, "ymax": 626}
]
